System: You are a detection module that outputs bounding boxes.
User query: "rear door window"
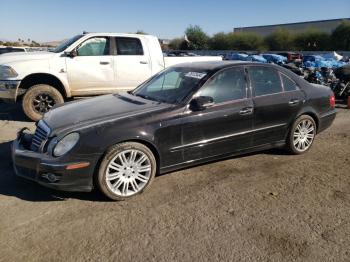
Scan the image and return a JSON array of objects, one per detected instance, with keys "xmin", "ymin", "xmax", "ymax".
[
  {"xmin": 115, "ymin": 37, "xmax": 144, "ymax": 55},
  {"xmin": 248, "ymin": 66, "xmax": 282, "ymax": 96},
  {"xmin": 281, "ymin": 73, "xmax": 298, "ymax": 91}
]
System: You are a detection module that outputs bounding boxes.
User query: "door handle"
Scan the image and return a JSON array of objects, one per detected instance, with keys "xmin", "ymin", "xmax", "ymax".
[
  {"xmin": 288, "ymin": 99, "xmax": 299, "ymax": 106},
  {"xmin": 140, "ymin": 61, "xmax": 148, "ymax": 64},
  {"xmin": 100, "ymin": 61, "xmax": 110, "ymax": 65},
  {"xmin": 239, "ymin": 107, "xmax": 254, "ymax": 115}
]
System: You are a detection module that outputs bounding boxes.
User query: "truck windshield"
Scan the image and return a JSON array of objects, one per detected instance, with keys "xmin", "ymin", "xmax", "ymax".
[
  {"xmin": 52, "ymin": 35, "xmax": 84, "ymax": 53},
  {"xmin": 132, "ymin": 67, "xmax": 208, "ymax": 104}
]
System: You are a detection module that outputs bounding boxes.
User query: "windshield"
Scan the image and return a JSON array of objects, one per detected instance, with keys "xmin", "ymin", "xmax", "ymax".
[
  {"xmin": 132, "ymin": 67, "xmax": 208, "ymax": 104},
  {"xmin": 52, "ymin": 34, "xmax": 84, "ymax": 53}
]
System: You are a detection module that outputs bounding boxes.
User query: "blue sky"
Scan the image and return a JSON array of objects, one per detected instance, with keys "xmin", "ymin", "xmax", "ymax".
[{"xmin": 1, "ymin": 0, "xmax": 349, "ymax": 42}]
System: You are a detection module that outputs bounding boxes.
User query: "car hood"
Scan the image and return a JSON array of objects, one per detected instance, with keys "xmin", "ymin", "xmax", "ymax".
[
  {"xmin": 0, "ymin": 51, "xmax": 56, "ymax": 64},
  {"xmin": 43, "ymin": 93, "xmax": 170, "ymax": 134}
]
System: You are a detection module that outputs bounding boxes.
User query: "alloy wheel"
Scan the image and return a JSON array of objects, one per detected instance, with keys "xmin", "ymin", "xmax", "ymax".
[
  {"xmin": 105, "ymin": 149, "xmax": 152, "ymax": 197},
  {"xmin": 293, "ymin": 119, "xmax": 315, "ymax": 152}
]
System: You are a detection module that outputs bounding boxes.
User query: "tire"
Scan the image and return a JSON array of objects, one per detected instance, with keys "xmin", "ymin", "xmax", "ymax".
[
  {"xmin": 286, "ymin": 115, "xmax": 317, "ymax": 155},
  {"xmin": 96, "ymin": 142, "xmax": 157, "ymax": 201},
  {"xmin": 22, "ymin": 84, "xmax": 64, "ymax": 121}
]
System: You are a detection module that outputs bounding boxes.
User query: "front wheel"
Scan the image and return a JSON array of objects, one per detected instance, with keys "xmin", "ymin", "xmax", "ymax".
[
  {"xmin": 22, "ymin": 84, "xmax": 64, "ymax": 121},
  {"xmin": 97, "ymin": 142, "xmax": 157, "ymax": 201},
  {"xmin": 286, "ymin": 115, "xmax": 316, "ymax": 154}
]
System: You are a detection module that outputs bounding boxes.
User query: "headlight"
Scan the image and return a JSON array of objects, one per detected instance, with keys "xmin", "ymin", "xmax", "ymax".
[
  {"xmin": 0, "ymin": 65, "xmax": 18, "ymax": 78},
  {"xmin": 49, "ymin": 132, "xmax": 80, "ymax": 157}
]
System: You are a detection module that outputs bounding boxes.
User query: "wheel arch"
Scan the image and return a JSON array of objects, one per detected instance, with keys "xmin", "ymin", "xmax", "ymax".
[{"xmin": 18, "ymin": 73, "xmax": 70, "ymax": 99}]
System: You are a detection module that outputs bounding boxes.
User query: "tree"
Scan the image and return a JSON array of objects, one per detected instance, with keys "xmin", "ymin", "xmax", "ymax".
[
  {"xmin": 228, "ymin": 32, "xmax": 264, "ymax": 51},
  {"xmin": 331, "ymin": 20, "xmax": 350, "ymax": 50},
  {"xmin": 168, "ymin": 38, "xmax": 184, "ymax": 50},
  {"xmin": 209, "ymin": 32, "xmax": 230, "ymax": 50},
  {"xmin": 294, "ymin": 29, "xmax": 330, "ymax": 51},
  {"xmin": 184, "ymin": 25, "xmax": 209, "ymax": 50},
  {"xmin": 264, "ymin": 28, "xmax": 295, "ymax": 51}
]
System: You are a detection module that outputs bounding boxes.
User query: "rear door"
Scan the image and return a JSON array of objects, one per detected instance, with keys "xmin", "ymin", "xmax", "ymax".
[
  {"xmin": 113, "ymin": 37, "xmax": 153, "ymax": 91},
  {"xmin": 247, "ymin": 66, "xmax": 304, "ymax": 146},
  {"xmin": 180, "ymin": 66, "xmax": 254, "ymax": 161},
  {"xmin": 66, "ymin": 36, "xmax": 114, "ymax": 95}
]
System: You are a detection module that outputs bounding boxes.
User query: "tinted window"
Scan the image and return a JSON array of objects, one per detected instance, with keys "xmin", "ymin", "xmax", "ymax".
[
  {"xmin": 281, "ymin": 74, "xmax": 298, "ymax": 91},
  {"xmin": 0, "ymin": 48, "xmax": 25, "ymax": 54},
  {"xmin": 116, "ymin": 37, "xmax": 144, "ymax": 55},
  {"xmin": 248, "ymin": 67, "xmax": 282, "ymax": 96},
  {"xmin": 197, "ymin": 67, "xmax": 246, "ymax": 103},
  {"xmin": 77, "ymin": 37, "xmax": 109, "ymax": 56},
  {"xmin": 133, "ymin": 68, "xmax": 208, "ymax": 104}
]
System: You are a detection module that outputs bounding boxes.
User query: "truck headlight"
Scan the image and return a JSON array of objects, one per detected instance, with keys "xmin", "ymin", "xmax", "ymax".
[
  {"xmin": 49, "ymin": 132, "xmax": 80, "ymax": 157},
  {"xmin": 0, "ymin": 65, "xmax": 18, "ymax": 78}
]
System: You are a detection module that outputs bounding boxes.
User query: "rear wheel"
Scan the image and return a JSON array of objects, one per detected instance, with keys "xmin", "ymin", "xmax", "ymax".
[
  {"xmin": 97, "ymin": 142, "xmax": 156, "ymax": 201},
  {"xmin": 286, "ymin": 115, "xmax": 316, "ymax": 154},
  {"xmin": 22, "ymin": 84, "xmax": 64, "ymax": 121}
]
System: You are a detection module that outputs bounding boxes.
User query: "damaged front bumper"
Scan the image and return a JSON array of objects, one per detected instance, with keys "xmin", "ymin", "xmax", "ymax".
[{"xmin": 11, "ymin": 130, "xmax": 97, "ymax": 192}]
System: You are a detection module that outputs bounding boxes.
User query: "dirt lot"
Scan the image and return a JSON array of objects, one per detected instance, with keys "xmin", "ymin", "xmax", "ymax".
[{"xmin": 0, "ymin": 102, "xmax": 349, "ymax": 262}]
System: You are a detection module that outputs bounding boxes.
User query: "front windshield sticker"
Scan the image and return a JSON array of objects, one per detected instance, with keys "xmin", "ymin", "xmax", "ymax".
[{"xmin": 185, "ymin": 72, "xmax": 207, "ymax": 79}]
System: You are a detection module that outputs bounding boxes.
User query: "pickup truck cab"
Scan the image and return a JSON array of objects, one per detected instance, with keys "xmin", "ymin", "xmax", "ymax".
[{"xmin": 0, "ymin": 33, "xmax": 221, "ymax": 120}]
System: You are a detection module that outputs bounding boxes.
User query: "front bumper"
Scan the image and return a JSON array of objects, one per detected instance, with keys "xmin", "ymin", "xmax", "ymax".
[
  {"xmin": 0, "ymin": 80, "xmax": 23, "ymax": 101},
  {"xmin": 11, "ymin": 133, "xmax": 97, "ymax": 192}
]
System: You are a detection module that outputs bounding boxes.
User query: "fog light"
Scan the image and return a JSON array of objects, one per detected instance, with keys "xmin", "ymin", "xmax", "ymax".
[{"xmin": 42, "ymin": 173, "xmax": 59, "ymax": 182}]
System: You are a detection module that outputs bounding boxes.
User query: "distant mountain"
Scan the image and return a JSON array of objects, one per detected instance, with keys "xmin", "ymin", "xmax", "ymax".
[{"xmin": 40, "ymin": 39, "xmax": 66, "ymax": 47}]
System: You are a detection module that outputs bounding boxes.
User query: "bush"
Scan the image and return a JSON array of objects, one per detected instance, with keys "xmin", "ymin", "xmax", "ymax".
[
  {"xmin": 169, "ymin": 22, "xmax": 350, "ymax": 51},
  {"xmin": 264, "ymin": 28, "xmax": 295, "ymax": 51},
  {"xmin": 331, "ymin": 20, "xmax": 350, "ymax": 50},
  {"xmin": 294, "ymin": 29, "xmax": 331, "ymax": 51}
]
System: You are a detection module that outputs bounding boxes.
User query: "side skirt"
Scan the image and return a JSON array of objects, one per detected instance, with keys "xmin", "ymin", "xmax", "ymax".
[{"xmin": 159, "ymin": 141, "xmax": 286, "ymax": 175}]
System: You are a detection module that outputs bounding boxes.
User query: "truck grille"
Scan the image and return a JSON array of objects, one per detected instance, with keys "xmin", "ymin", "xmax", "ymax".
[{"xmin": 30, "ymin": 120, "xmax": 50, "ymax": 152}]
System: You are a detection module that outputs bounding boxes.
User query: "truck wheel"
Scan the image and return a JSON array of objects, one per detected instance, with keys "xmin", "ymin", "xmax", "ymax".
[
  {"xmin": 22, "ymin": 84, "xmax": 64, "ymax": 121},
  {"xmin": 96, "ymin": 142, "xmax": 157, "ymax": 201}
]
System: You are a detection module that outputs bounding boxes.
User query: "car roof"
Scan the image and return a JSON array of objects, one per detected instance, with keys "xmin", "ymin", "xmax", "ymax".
[{"xmin": 172, "ymin": 61, "xmax": 274, "ymax": 72}]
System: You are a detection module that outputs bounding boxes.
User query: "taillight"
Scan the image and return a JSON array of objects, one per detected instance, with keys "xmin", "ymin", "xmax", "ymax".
[{"xmin": 329, "ymin": 94, "xmax": 335, "ymax": 108}]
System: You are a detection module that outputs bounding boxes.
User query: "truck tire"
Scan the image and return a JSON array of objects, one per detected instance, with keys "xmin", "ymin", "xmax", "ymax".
[{"xmin": 22, "ymin": 84, "xmax": 64, "ymax": 121}]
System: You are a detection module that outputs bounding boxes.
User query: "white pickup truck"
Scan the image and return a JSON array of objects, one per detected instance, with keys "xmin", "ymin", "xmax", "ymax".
[{"xmin": 0, "ymin": 33, "xmax": 221, "ymax": 120}]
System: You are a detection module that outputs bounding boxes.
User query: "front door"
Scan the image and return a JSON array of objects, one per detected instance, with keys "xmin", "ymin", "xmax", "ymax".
[
  {"xmin": 180, "ymin": 66, "xmax": 254, "ymax": 162},
  {"xmin": 66, "ymin": 36, "xmax": 114, "ymax": 96},
  {"xmin": 113, "ymin": 37, "xmax": 153, "ymax": 91}
]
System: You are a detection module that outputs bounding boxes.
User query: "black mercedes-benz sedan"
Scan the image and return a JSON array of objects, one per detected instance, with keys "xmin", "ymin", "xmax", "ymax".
[{"xmin": 12, "ymin": 61, "xmax": 336, "ymax": 200}]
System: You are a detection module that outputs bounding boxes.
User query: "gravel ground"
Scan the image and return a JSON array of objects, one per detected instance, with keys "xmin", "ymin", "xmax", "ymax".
[{"xmin": 0, "ymin": 102, "xmax": 349, "ymax": 262}]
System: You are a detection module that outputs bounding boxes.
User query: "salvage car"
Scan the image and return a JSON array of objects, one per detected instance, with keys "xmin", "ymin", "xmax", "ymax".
[{"xmin": 12, "ymin": 61, "xmax": 336, "ymax": 200}]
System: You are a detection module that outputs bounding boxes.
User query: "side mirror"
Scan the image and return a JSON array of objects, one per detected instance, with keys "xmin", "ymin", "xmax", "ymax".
[
  {"xmin": 65, "ymin": 49, "xmax": 77, "ymax": 58},
  {"xmin": 189, "ymin": 96, "xmax": 214, "ymax": 111}
]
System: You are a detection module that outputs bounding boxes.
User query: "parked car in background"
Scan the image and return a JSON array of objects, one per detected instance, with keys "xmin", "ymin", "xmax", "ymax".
[
  {"xmin": 12, "ymin": 61, "xmax": 336, "ymax": 200},
  {"xmin": 0, "ymin": 33, "xmax": 221, "ymax": 121},
  {"xmin": 278, "ymin": 52, "xmax": 303, "ymax": 63},
  {"xmin": 0, "ymin": 46, "xmax": 27, "ymax": 54}
]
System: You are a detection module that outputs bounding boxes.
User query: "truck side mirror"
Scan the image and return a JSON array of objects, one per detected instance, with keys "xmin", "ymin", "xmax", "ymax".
[
  {"xmin": 189, "ymin": 96, "xmax": 214, "ymax": 111},
  {"xmin": 65, "ymin": 49, "xmax": 77, "ymax": 58}
]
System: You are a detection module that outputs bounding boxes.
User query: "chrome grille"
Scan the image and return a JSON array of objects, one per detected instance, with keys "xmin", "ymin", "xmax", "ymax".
[{"xmin": 30, "ymin": 120, "xmax": 50, "ymax": 152}]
